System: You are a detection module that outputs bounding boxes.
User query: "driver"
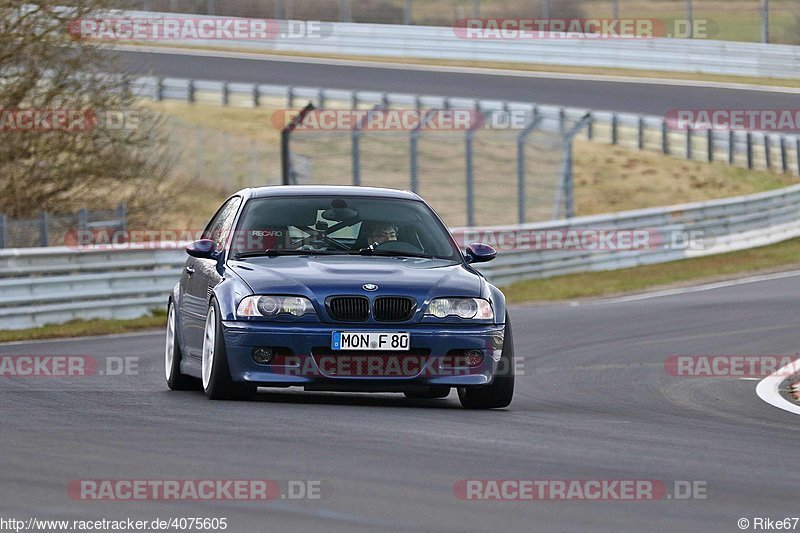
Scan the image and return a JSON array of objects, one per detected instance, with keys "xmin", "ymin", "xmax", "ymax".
[{"xmin": 369, "ymin": 224, "xmax": 398, "ymax": 247}]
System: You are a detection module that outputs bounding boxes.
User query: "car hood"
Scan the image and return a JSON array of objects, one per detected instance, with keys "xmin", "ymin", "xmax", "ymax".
[{"xmin": 229, "ymin": 255, "xmax": 481, "ymax": 302}]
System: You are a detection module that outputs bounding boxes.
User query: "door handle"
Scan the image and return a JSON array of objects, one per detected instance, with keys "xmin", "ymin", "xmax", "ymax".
[{"xmin": 185, "ymin": 266, "xmax": 196, "ymax": 275}]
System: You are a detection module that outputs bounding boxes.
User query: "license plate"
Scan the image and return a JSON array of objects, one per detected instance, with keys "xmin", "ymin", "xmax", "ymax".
[{"xmin": 332, "ymin": 332, "xmax": 410, "ymax": 351}]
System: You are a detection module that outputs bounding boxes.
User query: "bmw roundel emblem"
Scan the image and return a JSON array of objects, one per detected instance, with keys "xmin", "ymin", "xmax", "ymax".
[{"xmin": 363, "ymin": 283, "xmax": 379, "ymax": 292}]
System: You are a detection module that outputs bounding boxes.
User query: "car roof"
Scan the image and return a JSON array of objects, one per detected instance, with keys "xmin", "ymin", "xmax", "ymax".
[{"xmin": 243, "ymin": 186, "xmax": 422, "ymax": 201}]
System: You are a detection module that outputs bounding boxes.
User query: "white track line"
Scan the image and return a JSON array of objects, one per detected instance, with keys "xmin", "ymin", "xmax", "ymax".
[
  {"xmin": 0, "ymin": 330, "xmax": 162, "ymax": 347},
  {"xmin": 600, "ymin": 269, "xmax": 800, "ymax": 304},
  {"xmin": 756, "ymin": 358, "xmax": 800, "ymax": 416},
  {"xmin": 114, "ymin": 44, "xmax": 800, "ymax": 94}
]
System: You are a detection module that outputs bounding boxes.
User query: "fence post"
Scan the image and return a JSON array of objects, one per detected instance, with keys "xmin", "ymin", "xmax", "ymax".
[
  {"xmin": 746, "ymin": 132, "xmax": 754, "ymax": 169},
  {"xmin": 707, "ymin": 129, "xmax": 714, "ymax": 162},
  {"xmin": 728, "ymin": 130, "xmax": 735, "ymax": 165},
  {"xmin": 587, "ymin": 112, "xmax": 593, "ymax": 140},
  {"xmin": 558, "ymin": 108, "xmax": 566, "ymax": 136},
  {"xmin": 318, "ymin": 89, "xmax": 326, "ymax": 109},
  {"xmin": 339, "ymin": 0, "xmax": 352, "ymax": 22},
  {"xmin": 797, "ymin": 139, "xmax": 800, "ymax": 176},
  {"xmin": 611, "ymin": 113, "xmax": 618, "ymax": 145},
  {"xmin": 764, "ymin": 135, "xmax": 772, "ymax": 171},
  {"xmin": 686, "ymin": 0, "xmax": 694, "ymax": 38},
  {"xmin": 555, "ymin": 114, "xmax": 592, "ymax": 220},
  {"xmin": 222, "ymin": 82, "xmax": 230, "ymax": 106},
  {"xmin": 352, "ymin": 107, "xmax": 377, "ymax": 187},
  {"xmin": 187, "ymin": 79, "xmax": 195, "ymax": 103},
  {"xmin": 252, "ymin": 84, "xmax": 260, "ymax": 107},
  {"xmin": 686, "ymin": 127, "xmax": 693, "ymax": 160},
  {"xmin": 281, "ymin": 102, "xmax": 315, "ymax": 186},
  {"xmin": 637, "ymin": 116, "xmax": 645, "ymax": 150},
  {"xmin": 0, "ymin": 214, "xmax": 5, "ymax": 249},
  {"xmin": 78, "ymin": 208, "xmax": 88, "ymax": 232},
  {"xmin": 403, "ymin": 0, "xmax": 412, "ymax": 24},
  {"xmin": 760, "ymin": 0, "xmax": 769, "ymax": 43},
  {"xmin": 465, "ymin": 125, "xmax": 475, "ymax": 227},
  {"xmin": 39, "ymin": 211, "xmax": 48, "ymax": 247},
  {"xmin": 287, "ymin": 86, "xmax": 295, "ymax": 108},
  {"xmin": 409, "ymin": 125, "xmax": 420, "ymax": 194},
  {"xmin": 780, "ymin": 136, "xmax": 788, "ymax": 174},
  {"xmin": 516, "ymin": 112, "xmax": 543, "ymax": 224},
  {"xmin": 155, "ymin": 77, "xmax": 164, "ymax": 101},
  {"xmin": 662, "ymin": 119, "xmax": 669, "ymax": 154}
]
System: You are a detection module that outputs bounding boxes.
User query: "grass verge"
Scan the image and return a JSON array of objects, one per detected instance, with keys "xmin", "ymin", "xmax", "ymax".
[
  {"xmin": 0, "ymin": 310, "xmax": 167, "ymax": 344},
  {"xmin": 503, "ymin": 237, "xmax": 800, "ymax": 303}
]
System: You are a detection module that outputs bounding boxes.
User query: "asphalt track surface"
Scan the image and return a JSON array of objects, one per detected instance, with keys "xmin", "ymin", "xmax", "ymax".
[
  {"xmin": 111, "ymin": 48, "xmax": 800, "ymax": 116},
  {"xmin": 1, "ymin": 274, "xmax": 799, "ymax": 532}
]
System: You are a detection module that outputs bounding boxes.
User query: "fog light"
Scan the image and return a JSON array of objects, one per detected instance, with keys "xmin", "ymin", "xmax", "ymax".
[
  {"xmin": 465, "ymin": 350, "xmax": 483, "ymax": 367},
  {"xmin": 252, "ymin": 347, "xmax": 274, "ymax": 365}
]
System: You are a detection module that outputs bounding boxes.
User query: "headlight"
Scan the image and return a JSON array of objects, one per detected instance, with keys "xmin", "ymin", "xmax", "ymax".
[
  {"xmin": 237, "ymin": 296, "xmax": 316, "ymax": 317},
  {"xmin": 425, "ymin": 298, "xmax": 493, "ymax": 320}
]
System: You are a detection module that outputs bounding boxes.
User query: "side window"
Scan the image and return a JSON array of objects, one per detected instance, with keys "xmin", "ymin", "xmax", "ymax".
[{"xmin": 202, "ymin": 197, "xmax": 242, "ymax": 251}]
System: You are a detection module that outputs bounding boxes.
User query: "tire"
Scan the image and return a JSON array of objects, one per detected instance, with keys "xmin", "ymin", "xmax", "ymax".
[
  {"xmin": 202, "ymin": 299, "xmax": 257, "ymax": 401},
  {"xmin": 165, "ymin": 301, "xmax": 200, "ymax": 391},
  {"xmin": 457, "ymin": 316, "xmax": 515, "ymax": 409},
  {"xmin": 404, "ymin": 386, "xmax": 451, "ymax": 399}
]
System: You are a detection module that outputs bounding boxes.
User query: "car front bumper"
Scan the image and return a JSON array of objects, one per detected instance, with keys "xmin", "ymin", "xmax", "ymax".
[{"xmin": 221, "ymin": 321, "xmax": 507, "ymax": 390}]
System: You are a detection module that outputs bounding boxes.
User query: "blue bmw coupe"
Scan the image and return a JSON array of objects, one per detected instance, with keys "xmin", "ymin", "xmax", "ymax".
[{"xmin": 165, "ymin": 186, "xmax": 514, "ymax": 409}]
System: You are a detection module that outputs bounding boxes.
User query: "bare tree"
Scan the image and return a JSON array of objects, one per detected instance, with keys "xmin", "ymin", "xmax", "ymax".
[{"xmin": 0, "ymin": 0, "xmax": 173, "ymax": 221}]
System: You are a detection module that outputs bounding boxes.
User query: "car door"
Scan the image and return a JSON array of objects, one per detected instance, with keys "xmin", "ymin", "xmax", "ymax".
[{"xmin": 180, "ymin": 196, "xmax": 242, "ymax": 357}]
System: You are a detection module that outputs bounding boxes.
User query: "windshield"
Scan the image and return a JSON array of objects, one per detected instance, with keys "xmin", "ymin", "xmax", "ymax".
[{"xmin": 231, "ymin": 195, "xmax": 460, "ymax": 260}]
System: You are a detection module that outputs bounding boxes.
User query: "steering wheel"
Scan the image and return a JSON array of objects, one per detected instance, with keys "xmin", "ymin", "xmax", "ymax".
[{"xmin": 373, "ymin": 240, "xmax": 423, "ymax": 253}]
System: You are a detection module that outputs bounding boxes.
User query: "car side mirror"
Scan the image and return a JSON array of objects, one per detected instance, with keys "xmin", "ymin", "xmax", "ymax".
[
  {"xmin": 186, "ymin": 239, "xmax": 218, "ymax": 259},
  {"xmin": 465, "ymin": 243, "xmax": 497, "ymax": 264}
]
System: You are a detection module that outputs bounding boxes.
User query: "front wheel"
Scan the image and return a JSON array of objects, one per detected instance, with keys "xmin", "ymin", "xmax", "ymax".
[
  {"xmin": 457, "ymin": 317, "xmax": 515, "ymax": 409},
  {"xmin": 202, "ymin": 300, "xmax": 256, "ymax": 401}
]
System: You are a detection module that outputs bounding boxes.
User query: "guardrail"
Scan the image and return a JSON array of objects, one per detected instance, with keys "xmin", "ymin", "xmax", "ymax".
[
  {"xmin": 123, "ymin": 11, "xmax": 800, "ymax": 79},
  {"xmin": 3, "ymin": 183, "xmax": 799, "ymax": 329},
  {"xmin": 135, "ymin": 75, "xmax": 800, "ymax": 182}
]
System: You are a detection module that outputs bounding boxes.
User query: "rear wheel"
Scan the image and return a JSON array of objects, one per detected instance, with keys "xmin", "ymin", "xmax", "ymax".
[
  {"xmin": 457, "ymin": 317, "xmax": 515, "ymax": 409},
  {"xmin": 165, "ymin": 301, "xmax": 199, "ymax": 391},
  {"xmin": 202, "ymin": 300, "xmax": 256, "ymax": 401},
  {"xmin": 404, "ymin": 386, "xmax": 451, "ymax": 399}
]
